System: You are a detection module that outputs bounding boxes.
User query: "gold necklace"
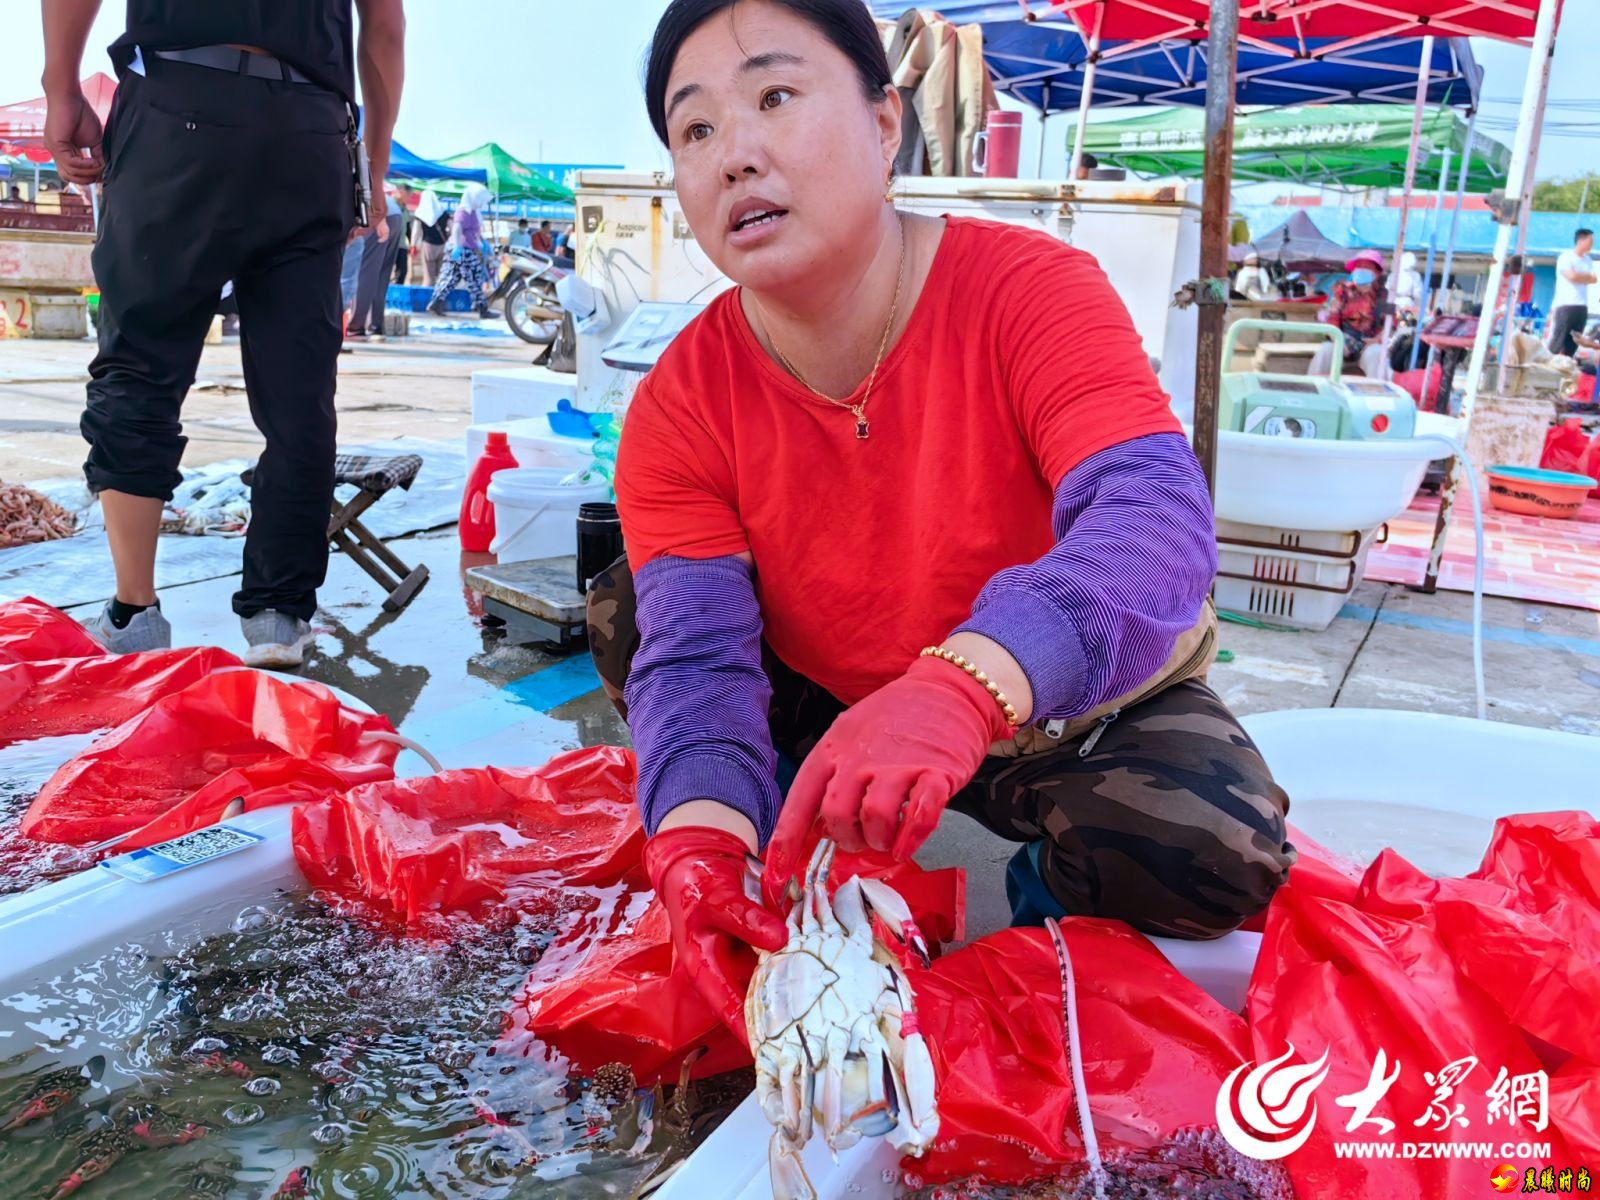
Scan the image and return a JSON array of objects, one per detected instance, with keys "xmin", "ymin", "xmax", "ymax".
[{"xmin": 765, "ymin": 216, "xmax": 906, "ymax": 440}]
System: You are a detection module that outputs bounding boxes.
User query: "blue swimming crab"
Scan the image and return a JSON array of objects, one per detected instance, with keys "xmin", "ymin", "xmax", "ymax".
[
  {"xmin": 0, "ymin": 1055, "xmax": 105, "ymax": 1131},
  {"xmin": 47, "ymin": 1104, "xmax": 208, "ymax": 1199},
  {"xmin": 744, "ymin": 840, "xmax": 940, "ymax": 1200}
]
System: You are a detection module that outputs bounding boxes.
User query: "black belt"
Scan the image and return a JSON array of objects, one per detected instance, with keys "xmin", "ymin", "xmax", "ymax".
[{"xmin": 151, "ymin": 46, "xmax": 314, "ymax": 85}]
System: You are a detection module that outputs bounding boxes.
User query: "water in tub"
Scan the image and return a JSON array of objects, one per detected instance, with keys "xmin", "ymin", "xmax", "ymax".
[
  {"xmin": 0, "ymin": 732, "xmax": 104, "ymax": 898},
  {"xmin": 0, "ymin": 889, "xmax": 747, "ymax": 1199}
]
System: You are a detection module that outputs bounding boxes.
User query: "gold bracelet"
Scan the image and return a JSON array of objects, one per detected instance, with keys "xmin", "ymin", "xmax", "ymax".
[{"xmin": 919, "ymin": 646, "xmax": 1023, "ymax": 727}]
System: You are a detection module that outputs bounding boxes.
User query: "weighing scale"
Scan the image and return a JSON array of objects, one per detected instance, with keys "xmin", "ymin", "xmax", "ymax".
[{"xmin": 1220, "ymin": 319, "xmax": 1418, "ymax": 442}]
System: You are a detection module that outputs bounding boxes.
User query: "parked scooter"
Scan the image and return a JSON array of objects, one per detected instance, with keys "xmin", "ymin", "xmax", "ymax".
[{"xmin": 488, "ymin": 247, "xmax": 568, "ymax": 345}]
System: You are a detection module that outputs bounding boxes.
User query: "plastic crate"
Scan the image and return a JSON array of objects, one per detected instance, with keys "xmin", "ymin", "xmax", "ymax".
[
  {"xmin": 1213, "ymin": 574, "xmax": 1355, "ymax": 632},
  {"xmin": 1214, "ymin": 520, "xmax": 1381, "ymax": 558},
  {"xmin": 387, "ymin": 284, "xmax": 473, "ymax": 313}
]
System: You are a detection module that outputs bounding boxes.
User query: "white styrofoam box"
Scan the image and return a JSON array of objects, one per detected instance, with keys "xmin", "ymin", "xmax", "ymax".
[
  {"xmin": 466, "ymin": 418, "xmax": 595, "ymax": 477},
  {"xmin": 570, "ymin": 171, "xmax": 1202, "ymax": 416},
  {"xmin": 470, "ymin": 365, "xmax": 578, "ymax": 427}
]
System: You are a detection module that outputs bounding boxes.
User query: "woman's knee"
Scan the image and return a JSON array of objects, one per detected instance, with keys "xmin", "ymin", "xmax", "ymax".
[
  {"xmin": 1018, "ymin": 681, "xmax": 1297, "ymax": 939},
  {"xmin": 585, "ymin": 553, "xmax": 637, "ymax": 719}
]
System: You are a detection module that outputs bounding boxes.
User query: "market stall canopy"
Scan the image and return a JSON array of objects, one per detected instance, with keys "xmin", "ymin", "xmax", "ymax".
[
  {"xmin": 436, "ymin": 143, "xmax": 574, "ymax": 202},
  {"xmin": 386, "ymin": 140, "xmax": 487, "ymax": 184},
  {"xmin": 0, "ymin": 72, "xmax": 116, "ymax": 163},
  {"xmin": 867, "ymin": 4, "xmax": 1482, "ymax": 113},
  {"xmin": 1081, "ymin": 102, "xmax": 1509, "ymax": 190},
  {"xmin": 1228, "ymin": 209, "xmax": 1353, "ymax": 271},
  {"xmin": 1237, "ymin": 203, "xmax": 1593, "ymax": 260},
  {"xmin": 1044, "ymin": 0, "xmax": 1540, "ymax": 53}
]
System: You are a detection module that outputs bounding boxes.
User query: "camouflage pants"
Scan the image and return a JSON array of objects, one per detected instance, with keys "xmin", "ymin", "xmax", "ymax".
[{"xmin": 588, "ymin": 556, "xmax": 1296, "ymax": 940}]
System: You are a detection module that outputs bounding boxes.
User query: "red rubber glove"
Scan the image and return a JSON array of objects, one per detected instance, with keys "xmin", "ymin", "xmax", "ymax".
[
  {"xmin": 642, "ymin": 826, "xmax": 789, "ymax": 1044},
  {"xmin": 763, "ymin": 656, "xmax": 1014, "ymax": 901}
]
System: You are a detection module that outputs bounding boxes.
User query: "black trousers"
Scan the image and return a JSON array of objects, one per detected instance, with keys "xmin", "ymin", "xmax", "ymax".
[
  {"xmin": 350, "ymin": 211, "xmax": 404, "ymax": 334},
  {"xmin": 1548, "ymin": 304, "xmax": 1587, "ymax": 358},
  {"xmin": 83, "ymin": 57, "xmax": 353, "ymax": 621}
]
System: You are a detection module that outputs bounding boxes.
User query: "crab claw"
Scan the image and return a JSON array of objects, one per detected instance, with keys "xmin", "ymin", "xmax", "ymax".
[
  {"xmin": 856, "ymin": 878, "xmax": 931, "ymax": 968},
  {"xmin": 2, "ymin": 1091, "xmax": 65, "ymax": 1131},
  {"xmin": 49, "ymin": 1154, "xmax": 114, "ymax": 1200},
  {"xmin": 271, "ymin": 1168, "xmax": 309, "ymax": 1200}
]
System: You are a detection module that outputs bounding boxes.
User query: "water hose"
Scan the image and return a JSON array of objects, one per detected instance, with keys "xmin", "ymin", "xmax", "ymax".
[
  {"xmin": 1413, "ymin": 435, "xmax": 1488, "ymax": 721},
  {"xmin": 1044, "ymin": 915, "xmax": 1108, "ymax": 1200},
  {"xmin": 366, "ymin": 730, "xmax": 444, "ymax": 774}
]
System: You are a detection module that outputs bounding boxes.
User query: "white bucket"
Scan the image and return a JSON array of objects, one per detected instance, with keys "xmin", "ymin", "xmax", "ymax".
[
  {"xmin": 487, "ymin": 467, "xmax": 611, "ymax": 563},
  {"xmin": 466, "ymin": 417, "xmax": 595, "ymax": 476}
]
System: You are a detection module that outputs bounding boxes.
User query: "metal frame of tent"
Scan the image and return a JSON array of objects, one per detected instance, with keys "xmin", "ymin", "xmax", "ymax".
[{"xmin": 1026, "ymin": 0, "xmax": 1550, "ymax": 595}]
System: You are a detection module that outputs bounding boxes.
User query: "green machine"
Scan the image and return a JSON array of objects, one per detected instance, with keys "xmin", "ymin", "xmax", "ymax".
[{"xmin": 1220, "ymin": 320, "xmax": 1417, "ymax": 442}]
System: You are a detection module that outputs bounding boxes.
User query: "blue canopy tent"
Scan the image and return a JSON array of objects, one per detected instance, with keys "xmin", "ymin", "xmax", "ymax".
[
  {"xmin": 870, "ymin": 2, "xmax": 1479, "ymax": 116},
  {"xmin": 385, "ymin": 140, "xmax": 487, "ymax": 184}
]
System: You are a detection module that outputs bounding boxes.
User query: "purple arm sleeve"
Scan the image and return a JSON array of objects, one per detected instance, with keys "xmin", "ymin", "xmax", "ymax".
[
  {"xmin": 625, "ymin": 554, "xmax": 781, "ymax": 843},
  {"xmin": 956, "ymin": 432, "xmax": 1217, "ymax": 720}
]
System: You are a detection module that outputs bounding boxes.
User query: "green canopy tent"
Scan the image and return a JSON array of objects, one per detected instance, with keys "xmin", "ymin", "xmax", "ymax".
[
  {"xmin": 1079, "ymin": 102, "xmax": 1510, "ymax": 193},
  {"xmin": 435, "ymin": 143, "xmax": 574, "ymax": 203}
]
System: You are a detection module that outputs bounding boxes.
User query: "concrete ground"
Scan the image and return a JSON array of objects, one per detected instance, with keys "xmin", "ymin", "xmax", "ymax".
[{"xmin": 5, "ymin": 330, "xmax": 1598, "ymax": 941}]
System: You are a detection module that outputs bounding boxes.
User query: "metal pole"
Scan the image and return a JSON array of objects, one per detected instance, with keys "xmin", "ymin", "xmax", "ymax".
[
  {"xmin": 1580, "ymin": 176, "xmax": 1591, "ymax": 216},
  {"xmin": 1039, "ymin": 83, "xmax": 1052, "ymax": 177},
  {"xmin": 1422, "ymin": 101, "xmax": 1478, "ymax": 396},
  {"xmin": 1190, "ymin": 0, "xmax": 1240, "ymax": 500},
  {"xmin": 1495, "ymin": 58, "xmax": 1550, "ymax": 394},
  {"xmin": 1386, "ymin": 35, "xmax": 1435, "ymax": 348},
  {"xmin": 1409, "ymin": 145, "xmax": 1452, "ymax": 371},
  {"xmin": 1422, "ymin": 0, "xmax": 1561, "ymax": 593},
  {"xmin": 1066, "ymin": 4, "xmax": 1103, "ymax": 181}
]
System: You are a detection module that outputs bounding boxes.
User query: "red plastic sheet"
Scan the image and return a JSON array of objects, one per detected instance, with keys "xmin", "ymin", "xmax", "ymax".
[
  {"xmin": 499, "ymin": 840, "xmax": 964, "ymax": 1087},
  {"xmin": 292, "ymin": 747, "xmax": 646, "ymax": 924},
  {"xmin": 907, "ymin": 920, "xmax": 1249, "ymax": 1186},
  {"xmin": 0, "ymin": 597, "xmax": 104, "ymax": 664},
  {"xmin": 0, "ymin": 647, "xmax": 239, "ymax": 746},
  {"xmin": 22, "ymin": 670, "xmax": 397, "ymax": 849},
  {"xmin": 1248, "ymin": 812, "xmax": 1600, "ymax": 1198}
]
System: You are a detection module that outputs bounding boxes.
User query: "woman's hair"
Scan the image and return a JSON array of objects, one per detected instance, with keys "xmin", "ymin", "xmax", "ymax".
[{"xmin": 644, "ymin": 0, "xmax": 894, "ymax": 146}]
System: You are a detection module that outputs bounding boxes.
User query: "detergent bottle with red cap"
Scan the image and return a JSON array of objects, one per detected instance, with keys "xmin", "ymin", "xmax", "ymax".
[{"xmin": 459, "ymin": 431, "xmax": 518, "ymax": 552}]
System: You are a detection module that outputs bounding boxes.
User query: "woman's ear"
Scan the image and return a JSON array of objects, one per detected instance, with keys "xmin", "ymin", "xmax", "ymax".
[{"xmin": 876, "ymin": 84, "xmax": 903, "ymax": 173}]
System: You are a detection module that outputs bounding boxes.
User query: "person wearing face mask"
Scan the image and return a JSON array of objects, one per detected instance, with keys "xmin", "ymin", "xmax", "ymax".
[
  {"xmin": 585, "ymin": 0, "xmax": 1295, "ymax": 1045},
  {"xmin": 1310, "ymin": 249, "xmax": 1390, "ymax": 379}
]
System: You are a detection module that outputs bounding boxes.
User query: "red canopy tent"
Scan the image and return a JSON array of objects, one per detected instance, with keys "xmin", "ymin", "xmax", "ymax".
[{"xmin": 0, "ymin": 72, "xmax": 117, "ymax": 163}]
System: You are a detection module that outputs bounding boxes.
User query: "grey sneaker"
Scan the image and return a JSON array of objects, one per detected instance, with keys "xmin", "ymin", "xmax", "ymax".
[
  {"xmin": 88, "ymin": 602, "xmax": 172, "ymax": 654},
  {"xmin": 241, "ymin": 610, "xmax": 314, "ymax": 669}
]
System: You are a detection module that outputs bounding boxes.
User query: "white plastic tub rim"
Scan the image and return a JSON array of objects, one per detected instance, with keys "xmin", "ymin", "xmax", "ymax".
[{"xmin": 1191, "ymin": 411, "xmax": 1462, "ymax": 533}]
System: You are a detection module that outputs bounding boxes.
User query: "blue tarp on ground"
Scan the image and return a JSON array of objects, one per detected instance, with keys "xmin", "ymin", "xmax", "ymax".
[
  {"xmin": 1238, "ymin": 205, "xmax": 1592, "ymax": 260},
  {"xmin": 867, "ymin": 3, "xmax": 1480, "ymax": 114}
]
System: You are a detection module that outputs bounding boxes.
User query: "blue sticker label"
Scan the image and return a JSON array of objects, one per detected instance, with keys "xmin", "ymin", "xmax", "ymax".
[{"xmin": 99, "ymin": 825, "xmax": 266, "ymax": 883}]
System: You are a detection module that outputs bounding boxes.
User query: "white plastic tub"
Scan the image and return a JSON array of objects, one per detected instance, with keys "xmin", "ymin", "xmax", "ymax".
[
  {"xmin": 486, "ymin": 467, "xmax": 611, "ymax": 563},
  {"xmin": 465, "ymin": 417, "xmax": 595, "ymax": 476},
  {"xmin": 1198, "ymin": 412, "xmax": 1460, "ymax": 533}
]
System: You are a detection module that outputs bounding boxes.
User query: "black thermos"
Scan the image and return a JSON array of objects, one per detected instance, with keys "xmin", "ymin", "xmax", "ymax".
[{"xmin": 576, "ymin": 502, "xmax": 624, "ymax": 595}]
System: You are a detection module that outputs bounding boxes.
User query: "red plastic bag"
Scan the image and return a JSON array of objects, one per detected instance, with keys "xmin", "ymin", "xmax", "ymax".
[
  {"xmin": 0, "ymin": 597, "xmax": 104, "ymax": 664},
  {"xmin": 1249, "ymin": 879, "xmax": 1582, "ymax": 1200},
  {"xmin": 906, "ymin": 920, "xmax": 1250, "ymax": 1187},
  {"xmin": 1541, "ymin": 417, "xmax": 1591, "ymax": 475},
  {"xmin": 0, "ymin": 647, "xmax": 239, "ymax": 746},
  {"xmin": 499, "ymin": 846, "xmax": 964, "ymax": 1087},
  {"xmin": 292, "ymin": 747, "xmax": 646, "ymax": 924},
  {"xmin": 22, "ymin": 671, "xmax": 398, "ymax": 848},
  {"xmin": 1582, "ymin": 432, "xmax": 1600, "ymax": 498},
  {"xmin": 1238, "ymin": 823, "xmax": 1362, "ymax": 934}
]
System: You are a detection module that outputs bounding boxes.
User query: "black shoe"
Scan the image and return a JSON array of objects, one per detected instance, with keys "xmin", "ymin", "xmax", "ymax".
[{"xmin": 426, "ymin": 299, "xmax": 447, "ymax": 316}]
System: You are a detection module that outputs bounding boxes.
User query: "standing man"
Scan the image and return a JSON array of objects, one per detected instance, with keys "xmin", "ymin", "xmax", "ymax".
[
  {"xmin": 1549, "ymin": 228, "xmax": 1596, "ymax": 358},
  {"xmin": 349, "ymin": 187, "xmax": 405, "ymax": 340},
  {"xmin": 43, "ymin": 0, "xmax": 405, "ymax": 668}
]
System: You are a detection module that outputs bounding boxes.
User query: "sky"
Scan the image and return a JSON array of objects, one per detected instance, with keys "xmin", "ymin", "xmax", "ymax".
[{"xmin": 2, "ymin": 0, "xmax": 1592, "ymax": 186}]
